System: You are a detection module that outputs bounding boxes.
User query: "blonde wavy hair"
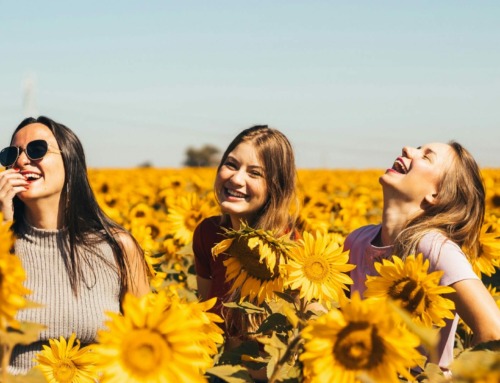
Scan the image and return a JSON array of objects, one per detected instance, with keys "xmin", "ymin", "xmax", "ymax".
[{"xmin": 393, "ymin": 141, "xmax": 485, "ymax": 261}]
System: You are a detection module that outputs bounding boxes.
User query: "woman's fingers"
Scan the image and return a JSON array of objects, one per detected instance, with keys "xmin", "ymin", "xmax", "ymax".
[{"xmin": 0, "ymin": 169, "xmax": 29, "ymax": 221}]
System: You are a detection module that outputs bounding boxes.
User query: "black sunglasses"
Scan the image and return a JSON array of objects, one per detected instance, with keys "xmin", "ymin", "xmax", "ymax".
[{"xmin": 0, "ymin": 139, "xmax": 61, "ymax": 167}]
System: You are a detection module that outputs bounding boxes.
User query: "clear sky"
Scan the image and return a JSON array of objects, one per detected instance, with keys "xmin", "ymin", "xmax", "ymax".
[{"xmin": 1, "ymin": 1, "xmax": 499, "ymax": 168}]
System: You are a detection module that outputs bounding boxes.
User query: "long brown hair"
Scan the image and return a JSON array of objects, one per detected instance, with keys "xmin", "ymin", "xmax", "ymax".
[
  {"xmin": 217, "ymin": 126, "xmax": 298, "ymax": 338},
  {"xmin": 393, "ymin": 141, "xmax": 485, "ymax": 260},
  {"xmin": 217, "ymin": 125, "xmax": 298, "ymax": 236}
]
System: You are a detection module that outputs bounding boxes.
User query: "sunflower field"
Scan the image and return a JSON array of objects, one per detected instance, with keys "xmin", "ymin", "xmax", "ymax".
[{"xmin": 1, "ymin": 167, "xmax": 500, "ymax": 383}]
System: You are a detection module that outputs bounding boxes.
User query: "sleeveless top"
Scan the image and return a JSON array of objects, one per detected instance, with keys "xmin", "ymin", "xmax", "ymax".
[{"xmin": 9, "ymin": 224, "xmax": 121, "ymax": 375}]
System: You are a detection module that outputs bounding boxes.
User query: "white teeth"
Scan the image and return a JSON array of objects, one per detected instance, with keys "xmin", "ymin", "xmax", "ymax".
[
  {"xmin": 24, "ymin": 173, "xmax": 41, "ymax": 180},
  {"xmin": 226, "ymin": 189, "xmax": 246, "ymax": 198},
  {"xmin": 392, "ymin": 160, "xmax": 408, "ymax": 174}
]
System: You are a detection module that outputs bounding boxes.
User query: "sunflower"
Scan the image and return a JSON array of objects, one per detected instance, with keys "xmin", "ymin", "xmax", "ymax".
[
  {"xmin": 189, "ymin": 298, "xmax": 225, "ymax": 357},
  {"xmin": 285, "ymin": 231, "xmax": 355, "ymax": 307},
  {"xmin": 470, "ymin": 224, "xmax": 500, "ymax": 277},
  {"xmin": 0, "ymin": 217, "xmax": 31, "ymax": 330},
  {"xmin": 212, "ymin": 222, "xmax": 295, "ymax": 304},
  {"xmin": 93, "ymin": 291, "xmax": 211, "ymax": 383},
  {"xmin": 300, "ymin": 293, "xmax": 421, "ymax": 383},
  {"xmin": 144, "ymin": 289, "xmax": 224, "ymax": 359},
  {"xmin": 35, "ymin": 333, "xmax": 97, "ymax": 383},
  {"xmin": 364, "ymin": 253, "xmax": 455, "ymax": 328},
  {"xmin": 126, "ymin": 222, "xmax": 166, "ymax": 290},
  {"xmin": 166, "ymin": 192, "xmax": 218, "ymax": 246}
]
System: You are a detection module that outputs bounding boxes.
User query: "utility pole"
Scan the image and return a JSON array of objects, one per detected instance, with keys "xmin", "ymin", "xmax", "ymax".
[{"xmin": 22, "ymin": 73, "xmax": 38, "ymax": 117}]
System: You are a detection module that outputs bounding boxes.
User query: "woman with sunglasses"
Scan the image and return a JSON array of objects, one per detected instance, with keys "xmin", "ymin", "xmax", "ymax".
[{"xmin": 0, "ymin": 116, "xmax": 150, "ymax": 374}]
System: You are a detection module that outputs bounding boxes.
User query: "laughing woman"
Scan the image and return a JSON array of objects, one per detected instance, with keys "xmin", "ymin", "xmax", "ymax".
[
  {"xmin": 193, "ymin": 125, "xmax": 298, "ymax": 317},
  {"xmin": 0, "ymin": 116, "xmax": 150, "ymax": 374},
  {"xmin": 193, "ymin": 125, "xmax": 299, "ymax": 381},
  {"xmin": 344, "ymin": 141, "xmax": 500, "ymax": 370}
]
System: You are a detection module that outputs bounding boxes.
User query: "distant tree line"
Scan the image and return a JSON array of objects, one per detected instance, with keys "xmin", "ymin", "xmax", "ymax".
[{"xmin": 183, "ymin": 144, "xmax": 221, "ymax": 167}]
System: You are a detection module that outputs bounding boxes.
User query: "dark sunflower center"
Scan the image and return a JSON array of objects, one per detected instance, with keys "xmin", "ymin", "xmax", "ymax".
[
  {"xmin": 230, "ymin": 237, "xmax": 279, "ymax": 281},
  {"xmin": 388, "ymin": 277, "xmax": 427, "ymax": 314},
  {"xmin": 148, "ymin": 224, "xmax": 160, "ymax": 239},
  {"xmin": 185, "ymin": 212, "xmax": 203, "ymax": 231},
  {"xmin": 333, "ymin": 321, "xmax": 384, "ymax": 370}
]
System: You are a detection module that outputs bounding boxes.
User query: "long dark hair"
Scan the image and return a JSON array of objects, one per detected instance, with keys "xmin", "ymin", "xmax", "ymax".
[{"xmin": 11, "ymin": 116, "xmax": 140, "ymax": 299}]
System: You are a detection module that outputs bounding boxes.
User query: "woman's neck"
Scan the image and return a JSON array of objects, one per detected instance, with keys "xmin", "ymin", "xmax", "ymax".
[
  {"xmin": 380, "ymin": 198, "xmax": 421, "ymax": 247},
  {"xmin": 23, "ymin": 200, "xmax": 64, "ymax": 230}
]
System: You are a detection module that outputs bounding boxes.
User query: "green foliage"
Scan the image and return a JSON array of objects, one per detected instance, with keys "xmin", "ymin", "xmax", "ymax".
[{"xmin": 184, "ymin": 144, "xmax": 221, "ymax": 167}]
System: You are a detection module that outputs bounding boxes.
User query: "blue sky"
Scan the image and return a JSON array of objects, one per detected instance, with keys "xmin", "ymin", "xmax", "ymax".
[{"xmin": 1, "ymin": 1, "xmax": 499, "ymax": 168}]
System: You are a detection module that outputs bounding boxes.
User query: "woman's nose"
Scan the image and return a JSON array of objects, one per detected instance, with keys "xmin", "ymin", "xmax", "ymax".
[
  {"xmin": 229, "ymin": 169, "xmax": 245, "ymax": 185},
  {"xmin": 402, "ymin": 146, "xmax": 416, "ymax": 158},
  {"xmin": 15, "ymin": 148, "xmax": 30, "ymax": 167}
]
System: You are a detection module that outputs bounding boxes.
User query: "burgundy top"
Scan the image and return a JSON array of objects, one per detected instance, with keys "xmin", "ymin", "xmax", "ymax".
[{"xmin": 193, "ymin": 216, "xmax": 233, "ymax": 316}]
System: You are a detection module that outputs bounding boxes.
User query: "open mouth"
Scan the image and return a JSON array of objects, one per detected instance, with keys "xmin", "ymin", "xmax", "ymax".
[
  {"xmin": 391, "ymin": 158, "xmax": 408, "ymax": 174},
  {"xmin": 23, "ymin": 172, "xmax": 42, "ymax": 182},
  {"xmin": 225, "ymin": 188, "xmax": 248, "ymax": 199}
]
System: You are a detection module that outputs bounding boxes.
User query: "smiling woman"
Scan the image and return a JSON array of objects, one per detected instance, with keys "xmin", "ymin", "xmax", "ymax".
[
  {"xmin": 193, "ymin": 125, "xmax": 298, "ymax": 313},
  {"xmin": 0, "ymin": 116, "xmax": 150, "ymax": 375},
  {"xmin": 192, "ymin": 125, "xmax": 298, "ymax": 380},
  {"xmin": 344, "ymin": 140, "xmax": 500, "ymax": 371}
]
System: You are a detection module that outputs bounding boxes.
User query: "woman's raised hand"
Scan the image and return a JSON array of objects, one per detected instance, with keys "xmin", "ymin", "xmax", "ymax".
[{"xmin": 0, "ymin": 169, "xmax": 28, "ymax": 222}]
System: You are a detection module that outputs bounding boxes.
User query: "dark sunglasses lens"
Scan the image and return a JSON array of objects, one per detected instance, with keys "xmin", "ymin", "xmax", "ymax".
[
  {"xmin": 0, "ymin": 147, "xmax": 19, "ymax": 167},
  {"xmin": 27, "ymin": 140, "xmax": 48, "ymax": 160}
]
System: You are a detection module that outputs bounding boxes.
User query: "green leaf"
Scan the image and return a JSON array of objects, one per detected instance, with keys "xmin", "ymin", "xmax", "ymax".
[
  {"xmin": 0, "ymin": 368, "xmax": 46, "ymax": 383},
  {"xmin": 471, "ymin": 339, "xmax": 500, "ymax": 351},
  {"xmin": 219, "ymin": 340, "xmax": 261, "ymax": 365},
  {"xmin": 0, "ymin": 322, "xmax": 46, "ymax": 349},
  {"xmin": 206, "ymin": 365, "xmax": 253, "ymax": 383},
  {"xmin": 223, "ymin": 301, "xmax": 265, "ymax": 314},
  {"xmin": 273, "ymin": 291, "xmax": 297, "ymax": 304},
  {"xmin": 256, "ymin": 313, "xmax": 291, "ymax": 334}
]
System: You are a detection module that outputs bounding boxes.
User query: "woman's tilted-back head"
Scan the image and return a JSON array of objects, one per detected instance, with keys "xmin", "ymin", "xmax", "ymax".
[
  {"xmin": 216, "ymin": 125, "xmax": 298, "ymax": 236},
  {"xmin": 395, "ymin": 141, "xmax": 485, "ymax": 259}
]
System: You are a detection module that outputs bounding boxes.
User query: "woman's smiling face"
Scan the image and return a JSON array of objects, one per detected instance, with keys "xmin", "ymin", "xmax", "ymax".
[
  {"xmin": 215, "ymin": 141, "xmax": 268, "ymax": 227},
  {"xmin": 11, "ymin": 123, "xmax": 65, "ymax": 205}
]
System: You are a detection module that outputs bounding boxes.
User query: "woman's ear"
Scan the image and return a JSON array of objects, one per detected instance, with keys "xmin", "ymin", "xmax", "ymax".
[{"xmin": 424, "ymin": 193, "xmax": 438, "ymax": 206}]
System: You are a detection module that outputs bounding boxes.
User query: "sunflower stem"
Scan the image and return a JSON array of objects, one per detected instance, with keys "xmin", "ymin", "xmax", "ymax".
[
  {"xmin": 268, "ymin": 334, "xmax": 303, "ymax": 383},
  {"xmin": 1, "ymin": 343, "xmax": 9, "ymax": 382}
]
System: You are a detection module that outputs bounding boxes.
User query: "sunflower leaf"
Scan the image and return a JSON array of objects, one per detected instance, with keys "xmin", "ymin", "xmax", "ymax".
[
  {"xmin": 0, "ymin": 322, "xmax": 46, "ymax": 349},
  {"xmin": 256, "ymin": 313, "xmax": 291, "ymax": 334},
  {"xmin": 206, "ymin": 365, "xmax": 253, "ymax": 383},
  {"xmin": 0, "ymin": 368, "xmax": 46, "ymax": 382},
  {"xmin": 273, "ymin": 291, "xmax": 297, "ymax": 304},
  {"xmin": 471, "ymin": 339, "xmax": 500, "ymax": 351},
  {"xmin": 223, "ymin": 301, "xmax": 265, "ymax": 314}
]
